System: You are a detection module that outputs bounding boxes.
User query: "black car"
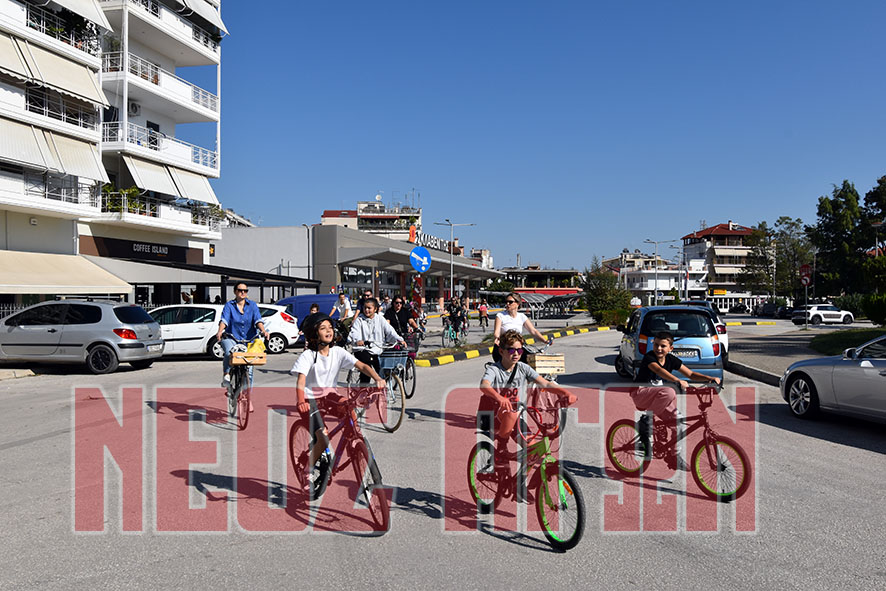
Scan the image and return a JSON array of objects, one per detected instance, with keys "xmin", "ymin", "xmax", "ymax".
[
  {"xmin": 755, "ymin": 303, "xmax": 778, "ymax": 317},
  {"xmin": 775, "ymin": 306, "xmax": 794, "ymax": 319},
  {"xmin": 728, "ymin": 303, "xmax": 748, "ymax": 314}
]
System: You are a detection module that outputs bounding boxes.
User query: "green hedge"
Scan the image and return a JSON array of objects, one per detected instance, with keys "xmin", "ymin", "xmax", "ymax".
[
  {"xmin": 862, "ymin": 294, "xmax": 886, "ymax": 326},
  {"xmin": 598, "ymin": 309, "xmax": 631, "ymax": 326}
]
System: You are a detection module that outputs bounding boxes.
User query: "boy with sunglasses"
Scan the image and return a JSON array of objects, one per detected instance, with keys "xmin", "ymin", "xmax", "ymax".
[{"xmin": 478, "ymin": 330, "xmax": 576, "ymax": 465}]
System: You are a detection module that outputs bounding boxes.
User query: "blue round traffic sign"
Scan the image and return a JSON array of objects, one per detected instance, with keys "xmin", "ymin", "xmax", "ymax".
[{"xmin": 409, "ymin": 246, "xmax": 431, "ymax": 273}]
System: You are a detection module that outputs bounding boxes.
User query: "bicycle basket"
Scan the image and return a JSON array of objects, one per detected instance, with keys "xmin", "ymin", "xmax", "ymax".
[
  {"xmin": 378, "ymin": 350, "xmax": 408, "ymax": 371},
  {"xmin": 526, "ymin": 353, "xmax": 565, "ymax": 376},
  {"xmin": 404, "ymin": 333, "xmax": 421, "ymax": 353}
]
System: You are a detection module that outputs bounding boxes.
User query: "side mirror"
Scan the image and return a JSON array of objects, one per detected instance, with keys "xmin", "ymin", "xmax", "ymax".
[
  {"xmin": 616, "ymin": 324, "xmax": 626, "ymax": 333},
  {"xmin": 842, "ymin": 348, "xmax": 857, "ymax": 360}
]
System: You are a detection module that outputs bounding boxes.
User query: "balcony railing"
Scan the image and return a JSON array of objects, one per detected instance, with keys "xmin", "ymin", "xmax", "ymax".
[
  {"xmin": 25, "ymin": 2, "xmax": 101, "ymax": 56},
  {"xmin": 102, "ymin": 52, "xmax": 219, "ymax": 112},
  {"xmin": 101, "ymin": 191, "xmax": 221, "ymax": 231},
  {"xmin": 25, "ymin": 172, "xmax": 100, "ymax": 206},
  {"xmin": 26, "ymin": 88, "xmax": 99, "ymax": 131},
  {"xmin": 103, "ymin": 121, "xmax": 219, "ymax": 170},
  {"xmin": 125, "ymin": 0, "xmax": 219, "ymax": 54}
]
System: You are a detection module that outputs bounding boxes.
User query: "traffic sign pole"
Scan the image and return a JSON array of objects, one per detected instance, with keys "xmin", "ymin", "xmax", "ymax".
[{"xmin": 805, "ymin": 283, "xmax": 808, "ymax": 330}]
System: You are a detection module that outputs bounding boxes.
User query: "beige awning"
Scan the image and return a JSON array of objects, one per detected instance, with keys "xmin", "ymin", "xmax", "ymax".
[
  {"xmin": 0, "ymin": 117, "xmax": 59, "ymax": 171},
  {"xmin": 713, "ymin": 247, "xmax": 749, "ymax": 256},
  {"xmin": 0, "ymin": 32, "xmax": 32, "ymax": 82},
  {"xmin": 17, "ymin": 39, "xmax": 108, "ymax": 106},
  {"xmin": 122, "ymin": 155, "xmax": 180, "ymax": 197},
  {"xmin": 47, "ymin": 132, "xmax": 109, "ymax": 183},
  {"xmin": 51, "ymin": 0, "xmax": 113, "ymax": 30},
  {"xmin": 713, "ymin": 265, "xmax": 743, "ymax": 275},
  {"xmin": 168, "ymin": 166, "xmax": 218, "ymax": 204},
  {"xmin": 181, "ymin": 0, "xmax": 228, "ymax": 34},
  {"xmin": 0, "ymin": 251, "xmax": 131, "ymax": 295}
]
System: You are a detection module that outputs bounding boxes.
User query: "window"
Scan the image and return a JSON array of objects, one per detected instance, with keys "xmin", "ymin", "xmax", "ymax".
[
  {"xmin": 114, "ymin": 306, "xmax": 154, "ymax": 324},
  {"xmin": 259, "ymin": 307, "xmax": 277, "ymax": 318},
  {"xmin": 6, "ymin": 304, "xmax": 67, "ymax": 326},
  {"xmin": 149, "ymin": 308, "xmax": 180, "ymax": 325},
  {"xmin": 179, "ymin": 307, "xmax": 216, "ymax": 324},
  {"xmin": 65, "ymin": 304, "xmax": 102, "ymax": 325},
  {"xmin": 859, "ymin": 339, "xmax": 886, "ymax": 360}
]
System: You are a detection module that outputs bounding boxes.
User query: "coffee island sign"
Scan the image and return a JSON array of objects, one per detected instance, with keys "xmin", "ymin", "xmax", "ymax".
[{"xmin": 408, "ymin": 225, "xmax": 451, "ymax": 253}]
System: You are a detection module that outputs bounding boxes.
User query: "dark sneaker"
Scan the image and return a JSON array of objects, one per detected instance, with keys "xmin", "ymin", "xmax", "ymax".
[
  {"xmin": 636, "ymin": 415, "xmax": 652, "ymax": 459},
  {"xmin": 665, "ymin": 451, "xmax": 689, "ymax": 472},
  {"xmin": 306, "ymin": 455, "xmax": 330, "ymax": 500}
]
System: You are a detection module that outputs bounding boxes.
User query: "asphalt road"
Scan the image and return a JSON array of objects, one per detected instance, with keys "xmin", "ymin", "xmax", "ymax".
[{"xmin": 1, "ymin": 330, "xmax": 884, "ymax": 590}]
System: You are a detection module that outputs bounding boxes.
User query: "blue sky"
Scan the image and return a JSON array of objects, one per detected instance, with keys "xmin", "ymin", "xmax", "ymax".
[{"xmin": 184, "ymin": 0, "xmax": 886, "ymax": 269}]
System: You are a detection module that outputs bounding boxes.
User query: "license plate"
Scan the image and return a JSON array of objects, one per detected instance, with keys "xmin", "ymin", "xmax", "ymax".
[
  {"xmin": 148, "ymin": 344, "xmax": 162, "ymax": 353},
  {"xmin": 673, "ymin": 349, "xmax": 698, "ymax": 359}
]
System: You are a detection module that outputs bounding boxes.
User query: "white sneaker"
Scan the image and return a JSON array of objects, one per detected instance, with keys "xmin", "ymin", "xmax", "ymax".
[{"xmin": 221, "ymin": 374, "xmax": 231, "ymax": 388}]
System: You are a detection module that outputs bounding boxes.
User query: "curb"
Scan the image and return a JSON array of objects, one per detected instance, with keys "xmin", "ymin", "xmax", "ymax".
[
  {"xmin": 724, "ymin": 321, "xmax": 777, "ymax": 326},
  {"xmin": 415, "ymin": 326, "xmax": 612, "ymax": 367},
  {"xmin": 726, "ymin": 360, "xmax": 781, "ymax": 387},
  {"xmin": 0, "ymin": 369, "xmax": 36, "ymax": 382}
]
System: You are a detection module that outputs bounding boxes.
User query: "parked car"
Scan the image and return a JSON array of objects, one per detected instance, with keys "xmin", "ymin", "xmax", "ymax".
[
  {"xmin": 149, "ymin": 304, "xmax": 297, "ymax": 359},
  {"xmin": 791, "ymin": 304, "xmax": 853, "ymax": 326},
  {"xmin": 681, "ymin": 300, "xmax": 729, "ymax": 363},
  {"xmin": 0, "ymin": 300, "xmax": 163, "ymax": 374},
  {"xmin": 754, "ymin": 302, "xmax": 778, "ymax": 317},
  {"xmin": 780, "ymin": 335, "xmax": 886, "ymax": 420},
  {"xmin": 728, "ymin": 303, "xmax": 749, "ymax": 314},
  {"xmin": 775, "ymin": 305, "xmax": 794, "ymax": 319},
  {"xmin": 614, "ymin": 306, "xmax": 724, "ymax": 382}
]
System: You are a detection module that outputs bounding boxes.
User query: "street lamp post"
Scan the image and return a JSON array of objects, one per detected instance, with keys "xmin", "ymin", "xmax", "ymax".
[
  {"xmin": 670, "ymin": 244, "xmax": 687, "ymax": 301},
  {"xmin": 434, "ymin": 218, "xmax": 475, "ymax": 300},
  {"xmin": 644, "ymin": 238, "xmax": 678, "ymax": 305}
]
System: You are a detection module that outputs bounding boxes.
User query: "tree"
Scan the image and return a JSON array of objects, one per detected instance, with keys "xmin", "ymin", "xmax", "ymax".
[
  {"xmin": 806, "ymin": 181, "xmax": 865, "ymax": 295},
  {"xmin": 581, "ymin": 256, "xmax": 631, "ymax": 321},
  {"xmin": 772, "ymin": 216, "xmax": 815, "ymax": 301},
  {"xmin": 737, "ymin": 221, "xmax": 775, "ymax": 296}
]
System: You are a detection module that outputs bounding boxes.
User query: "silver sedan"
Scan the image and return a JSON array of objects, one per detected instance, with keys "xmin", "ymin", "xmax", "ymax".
[{"xmin": 780, "ymin": 335, "xmax": 886, "ymax": 420}]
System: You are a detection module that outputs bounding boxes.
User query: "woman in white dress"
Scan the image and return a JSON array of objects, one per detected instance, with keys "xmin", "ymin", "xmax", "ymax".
[{"xmin": 492, "ymin": 292, "xmax": 551, "ymax": 362}]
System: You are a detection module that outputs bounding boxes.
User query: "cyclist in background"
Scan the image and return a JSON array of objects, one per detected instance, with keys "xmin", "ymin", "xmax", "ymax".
[
  {"xmin": 492, "ymin": 292, "xmax": 550, "ymax": 363},
  {"xmin": 216, "ymin": 282, "xmax": 269, "ymax": 388},
  {"xmin": 384, "ymin": 295, "xmax": 421, "ymax": 337},
  {"xmin": 348, "ymin": 297, "xmax": 405, "ymax": 383},
  {"xmin": 292, "ymin": 314, "xmax": 386, "ymax": 494},
  {"xmin": 478, "ymin": 300, "xmax": 489, "ymax": 329},
  {"xmin": 329, "ymin": 292, "xmax": 351, "ymax": 320},
  {"xmin": 446, "ymin": 297, "xmax": 466, "ymax": 338}
]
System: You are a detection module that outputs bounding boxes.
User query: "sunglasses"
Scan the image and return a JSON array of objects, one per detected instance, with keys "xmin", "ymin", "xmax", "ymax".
[
  {"xmin": 506, "ymin": 299, "xmax": 518, "ymax": 304},
  {"xmin": 394, "ymin": 301, "xmax": 403, "ymax": 305},
  {"xmin": 235, "ymin": 288, "xmax": 248, "ymax": 293},
  {"xmin": 505, "ymin": 347, "xmax": 524, "ymax": 355}
]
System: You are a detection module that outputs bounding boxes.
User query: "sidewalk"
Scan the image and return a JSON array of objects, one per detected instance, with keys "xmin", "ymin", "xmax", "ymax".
[
  {"xmin": 0, "ymin": 368, "xmax": 35, "ymax": 381},
  {"xmin": 727, "ymin": 330, "xmax": 818, "ymax": 386}
]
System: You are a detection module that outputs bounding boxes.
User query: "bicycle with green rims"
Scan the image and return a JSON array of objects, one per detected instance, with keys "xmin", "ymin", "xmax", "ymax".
[
  {"xmin": 605, "ymin": 383, "xmax": 752, "ymax": 502},
  {"xmin": 467, "ymin": 399, "xmax": 585, "ymax": 551},
  {"xmin": 441, "ymin": 315, "xmax": 467, "ymax": 348}
]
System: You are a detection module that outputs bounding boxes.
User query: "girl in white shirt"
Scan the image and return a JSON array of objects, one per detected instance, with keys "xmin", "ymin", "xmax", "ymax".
[{"xmin": 492, "ymin": 292, "xmax": 551, "ymax": 363}]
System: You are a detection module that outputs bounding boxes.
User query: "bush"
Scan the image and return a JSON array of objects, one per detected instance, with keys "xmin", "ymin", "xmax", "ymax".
[
  {"xmin": 834, "ymin": 293, "xmax": 867, "ymax": 318},
  {"xmin": 862, "ymin": 294, "xmax": 886, "ymax": 326},
  {"xmin": 598, "ymin": 309, "xmax": 631, "ymax": 326}
]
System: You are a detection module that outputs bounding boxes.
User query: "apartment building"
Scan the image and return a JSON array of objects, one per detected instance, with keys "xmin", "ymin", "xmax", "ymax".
[
  {"xmin": 0, "ymin": 0, "xmax": 234, "ymax": 308},
  {"xmin": 682, "ymin": 221, "xmax": 754, "ymax": 309}
]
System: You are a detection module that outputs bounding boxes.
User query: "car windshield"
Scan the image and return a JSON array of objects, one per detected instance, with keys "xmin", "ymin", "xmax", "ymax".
[
  {"xmin": 114, "ymin": 306, "xmax": 154, "ymax": 324},
  {"xmin": 642, "ymin": 311, "xmax": 713, "ymax": 338}
]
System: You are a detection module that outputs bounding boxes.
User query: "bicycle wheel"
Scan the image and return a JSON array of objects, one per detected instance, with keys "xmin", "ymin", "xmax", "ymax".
[
  {"xmin": 690, "ymin": 435, "xmax": 751, "ymax": 502},
  {"xmin": 227, "ymin": 371, "xmax": 239, "ymax": 419},
  {"xmin": 605, "ymin": 419, "xmax": 651, "ymax": 475},
  {"xmin": 441, "ymin": 329, "xmax": 452, "ymax": 348},
  {"xmin": 236, "ymin": 384, "xmax": 250, "ymax": 431},
  {"xmin": 466, "ymin": 441, "xmax": 503, "ymax": 513},
  {"xmin": 403, "ymin": 358, "xmax": 416, "ymax": 399},
  {"xmin": 351, "ymin": 439, "xmax": 389, "ymax": 532},
  {"xmin": 288, "ymin": 420, "xmax": 312, "ymax": 491},
  {"xmin": 535, "ymin": 467, "xmax": 585, "ymax": 551},
  {"xmin": 377, "ymin": 374, "xmax": 405, "ymax": 432}
]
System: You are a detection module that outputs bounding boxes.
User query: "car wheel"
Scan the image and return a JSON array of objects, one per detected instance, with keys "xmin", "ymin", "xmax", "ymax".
[
  {"xmin": 787, "ymin": 374, "xmax": 820, "ymax": 419},
  {"xmin": 842, "ymin": 315, "xmax": 853, "ymax": 325},
  {"xmin": 208, "ymin": 336, "xmax": 224, "ymax": 360},
  {"xmin": 267, "ymin": 333, "xmax": 286, "ymax": 354},
  {"xmin": 810, "ymin": 316, "xmax": 822, "ymax": 325},
  {"xmin": 130, "ymin": 360, "xmax": 154, "ymax": 370},
  {"xmin": 86, "ymin": 344, "xmax": 119, "ymax": 375},
  {"xmin": 614, "ymin": 354, "xmax": 632, "ymax": 378}
]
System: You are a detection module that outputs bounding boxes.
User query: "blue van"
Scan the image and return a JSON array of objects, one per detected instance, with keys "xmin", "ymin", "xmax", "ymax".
[{"xmin": 275, "ymin": 293, "xmax": 344, "ymax": 328}]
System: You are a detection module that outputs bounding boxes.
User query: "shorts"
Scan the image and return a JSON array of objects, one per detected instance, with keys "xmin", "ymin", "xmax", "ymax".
[
  {"xmin": 299, "ymin": 393, "xmax": 347, "ymax": 442},
  {"xmin": 477, "ymin": 393, "xmax": 526, "ymax": 439}
]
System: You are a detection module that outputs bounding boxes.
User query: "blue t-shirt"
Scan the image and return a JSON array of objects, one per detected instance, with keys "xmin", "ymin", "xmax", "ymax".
[{"xmin": 220, "ymin": 299, "xmax": 262, "ymax": 341}]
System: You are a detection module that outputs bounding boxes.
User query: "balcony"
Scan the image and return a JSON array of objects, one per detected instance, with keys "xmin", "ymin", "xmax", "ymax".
[
  {"xmin": 99, "ymin": 0, "xmax": 220, "ymax": 66},
  {"xmin": 25, "ymin": 87, "xmax": 99, "ymax": 131},
  {"xmin": 25, "ymin": 2, "xmax": 101, "ymax": 57},
  {"xmin": 102, "ymin": 121, "xmax": 218, "ymax": 175},
  {"xmin": 100, "ymin": 191, "xmax": 221, "ymax": 235},
  {"xmin": 102, "ymin": 52, "xmax": 218, "ymax": 121}
]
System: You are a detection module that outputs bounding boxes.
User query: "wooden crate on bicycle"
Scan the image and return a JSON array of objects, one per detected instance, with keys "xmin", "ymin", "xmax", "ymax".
[
  {"xmin": 230, "ymin": 351, "xmax": 267, "ymax": 366},
  {"xmin": 526, "ymin": 353, "xmax": 565, "ymax": 375}
]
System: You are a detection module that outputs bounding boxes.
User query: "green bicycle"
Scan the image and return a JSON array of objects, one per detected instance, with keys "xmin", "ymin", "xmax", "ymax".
[
  {"xmin": 441, "ymin": 314, "xmax": 467, "ymax": 348},
  {"xmin": 467, "ymin": 399, "xmax": 585, "ymax": 551}
]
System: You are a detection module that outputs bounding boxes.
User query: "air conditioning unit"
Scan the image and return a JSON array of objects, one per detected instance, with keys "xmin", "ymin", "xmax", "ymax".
[{"xmin": 128, "ymin": 101, "xmax": 141, "ymax": 117}]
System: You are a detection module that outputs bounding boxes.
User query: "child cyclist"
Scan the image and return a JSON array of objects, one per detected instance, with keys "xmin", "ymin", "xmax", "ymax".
[
  {"xmin": 291, "ymin": 314, "xmax": 386, "ymax": 495},
  {"xmin": 478, "ymin": 330, "xmax": 577, "ymax": 464}
]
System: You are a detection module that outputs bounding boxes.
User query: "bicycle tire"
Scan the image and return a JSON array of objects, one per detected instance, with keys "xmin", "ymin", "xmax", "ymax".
[
  {"xmin": 690, "ymin": 435, "xmax": 751, "ymax": 502},
  {"xmin": 227, "ymin": 370, "xmax": 239, "ymax": 419},
  {"xmin": 605, "ymin": 419, "xmax": 651, "ymax": 475},
  {"xmin": 351, "ymin": 439, "xmax": 389, "ymax": 532},
  {"xmin": 466, "ymin": 441, "xmax": 503, "ymax": 513},
  {"xmin": 535, "ymin": 467, "xmax": 585, "ymax": 551},
  {"xmin": 236, "ymin": 385, "xmax": 250, "ymax": 431},
  {"xmin": 403, "ymin": 358, "xmax": 416, "ymax": 399},
  {"xmin": 377, "ymin": 374, "xmax": 405, "ymax": 432},
  {"xmin": 288, "ymin": 419, "xmax": 313, "ymax": 492}
]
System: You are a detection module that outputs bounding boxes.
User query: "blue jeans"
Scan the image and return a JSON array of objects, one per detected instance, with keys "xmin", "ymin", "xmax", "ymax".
[{"xmin": 221, "ymin": 338, "xmax": 253, "ymax": 383}]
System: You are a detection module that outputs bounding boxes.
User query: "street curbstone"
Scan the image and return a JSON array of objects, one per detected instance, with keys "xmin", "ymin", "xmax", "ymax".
[
  {"xmin": 0, "ymin": 369, "xmax": 36, "ymax": 381},
  {"xmin": 727, "ymin": 360, "xmax": 781, "ymax": 387}
]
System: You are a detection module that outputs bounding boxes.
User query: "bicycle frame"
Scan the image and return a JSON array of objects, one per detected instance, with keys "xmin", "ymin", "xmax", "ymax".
[
  {"xmin": 650, "ymin": 386, "xmax": 722, "ymax": 467},
  {"xmin": 318, "ymin": 397, "xmax": 364, "ymax": 478}
]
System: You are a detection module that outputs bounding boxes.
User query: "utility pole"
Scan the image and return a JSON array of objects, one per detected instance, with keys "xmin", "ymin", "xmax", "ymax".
[
  {"xmin": 434, "ymin": 218, "xmax": 474, "ymax": 300},
  {"xmin": 645, "ymin": 238, "xmax": 678, "ymax": 305}
]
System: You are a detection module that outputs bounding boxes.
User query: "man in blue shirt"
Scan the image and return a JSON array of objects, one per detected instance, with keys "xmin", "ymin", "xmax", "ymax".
[{"xmin": 215, "ymin": 282, "xmax": 269, "ymax": 387}]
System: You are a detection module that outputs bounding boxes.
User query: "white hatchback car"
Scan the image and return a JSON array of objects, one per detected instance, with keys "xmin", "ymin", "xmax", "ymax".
[
  {"xmin": 791, "ymin": 304, "xmax": 853, "ymax": 326},
  {"xmin": 148, "ymin": 304, "xmax": 298, "ymax": 358}
]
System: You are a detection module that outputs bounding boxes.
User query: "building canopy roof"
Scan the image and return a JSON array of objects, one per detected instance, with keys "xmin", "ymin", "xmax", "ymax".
[{"xmin": 682, "ymin": 222, "xmax": 752, "ymax": 240}]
